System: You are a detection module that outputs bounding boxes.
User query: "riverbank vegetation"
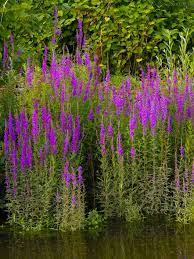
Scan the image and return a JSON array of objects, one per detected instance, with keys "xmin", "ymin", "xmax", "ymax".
[{"xmin": 0, "ymin": 3, "xmax": 194, "ymax": 231}]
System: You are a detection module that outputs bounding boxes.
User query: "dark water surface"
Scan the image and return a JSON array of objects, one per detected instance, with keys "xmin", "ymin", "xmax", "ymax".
[{"xmin": 0, "ymin": 220, "xmax": 194, "ymax": 259}]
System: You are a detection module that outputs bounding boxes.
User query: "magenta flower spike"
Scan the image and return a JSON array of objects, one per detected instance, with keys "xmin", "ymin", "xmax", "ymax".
[
  {"xmin": 63, "ymin": 134, "xmax": 69, "ymax": 157},
  {"xmin": 107, "ymin": 123, "xmax": 114, "ymax": 138},
  {"xmin": 3, "ymin": 41, "xmax": 8, "ymax": 68},
  {"xmin": 72, "ymin": 195, "xmax": 76, "ymax": 206},
  {"xmin": 180, "ymin": 145, "xmax": 185, "ymax": 158},
  {"xmin": 63, "ymin": 161, "xmax": 71, "ymax": 188},
  {"xmin": 88, "ymin": 109, "xmax": 94, "ymax": 121},
  {"xmin": 32, "ymin": 106, "xmax": 39, "ymax": 143},
  {"xmin": 49, "ymin": 127, "xmax": 57, "ymax": 155},
  {"xmin": 26, "ymin": 58, "xmax": 34, "ymax": 86},
  {"xmin": 117, "ymin": 132, "xmax": 124, "ymax": 157},
  {"xmin": 129, "ymin": 115, "xmax": 137, "ymax": 141},
  {"xmin": 77, "ymin": 166, "xmax": 83, "ymax": 185},
  {"xmin": 130, "ymin": 146, "xmax": 136, "ymax": 159}
]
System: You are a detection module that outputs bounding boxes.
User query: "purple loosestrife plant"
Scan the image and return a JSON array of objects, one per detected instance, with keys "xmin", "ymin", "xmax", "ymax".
[
  {"xmin": 180, "ymin": 145, "xmax": 185, "ymax": 158},
  {"xmin": 32, "ymin": 103, "xmax": 39, "ymax": 143},
  {"xmin": 88, "ymin": 109, "xmax": 94, "ymax": 121},
  {"xmin": 26, "ymin": 58, "xmax": 34, "ymax": 86},
  {"xmin": 107, "ymin": 122, "xmax": 114, "ymax": 138},
  {"xmin": 63, "ymin": 161, "xmax": 71, "ymax": 188},
  {"xmin": 100, "ymin": 122, "xmax": 106, "ymax": 155},
  {"xmin": 3, "ymin": 41, "xmax": 8, "ymax": 68},
  {"xmin": 130, "ymin": 146, "xmax": 136, "ymax": 159},
  {"xmin": 71, "ymin": 116, "xmax": 81, "ymax": 153},
  {"xmin": 49, "ymin": 127, "xmax": 57, "ymax": 155},
  {"xmin": 129, "ymin": 115, "xmax": 137, "ymax": 141},
  {"xmin": 77, "ymin": 166, "xmax": 83, "ymax": 185},
  {"xmin": 117, "ymin": 132, "xmax": 124, "ymax": 157}
]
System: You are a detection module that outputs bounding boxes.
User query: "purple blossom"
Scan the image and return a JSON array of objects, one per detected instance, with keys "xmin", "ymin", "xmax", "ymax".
[
  {"xmin": 63, "ymin": 135, "xmax": 69, "ymax": 156},
  {"xmin": 149, "ymin": 99, "xmax": 157, "ymax": 136},
  {"xmin": 67, "ymin": 114, "xmax": 73, "ymax": 132},
  {"xmin": 26, "ymin": 58, "xmax": 34, "ymax": 86},
  {"xmin": 160, "ymin": 96, "xmax": 168, "ymax": 122},
  {"xmin": 77, "ymin": 166, "xmax": 83, "ymax": 184},
  {"xmin": 32, "ymin": 106, "xmax": 39, "ymax": 142},
  {"xmin": 72, "ymin": 195, "xmax": 76, "ymax": 206},
  {"xmin": 84, "ymin": 52, "xmax": 91, "ymax": 71},
  {"xmin": 96, "ymin": 105, "xmax": 101, "ymax": 114},
  {"xmin": 60, "ymin": 84, "xmax": 65, "ymax": 105},
  {"xmin": 117, "ymin": 132, "xmax": 123, "ymax": 157},
  {"xmin": 71, "ymin": 72, "xmax": 77, "ymax": 96},
  {"xmin": 88, "ymin": 109, "xmax": 94, "ymax": 121},
  {"xmin": 167, "ymin": 116, "xmax": 172, "ymax": 134},
  {"xmin": 76, "ymin": 49, "xmax": 83, "ymax": 65},
  {"xmin": 71, "ymin": 116, "xmax": 81, "ymax": 153},
  {"xmin": 129, "ymin": 115, "xmax": 137, "ymax": 140},
  {"xmin": 63, "ymin": 161, "xmax": 71, "ymax": 188},
  {"xmin": 77, "ymin": 19, "xmax": 83, "ymax": 48},
  {"xmin": 60, "ymin": 111, "xmax": 66, "ymax": 131},
  {"xmin": 180, "ymin": 145, "xmax": 184, "ymax": 158},
  {"xmin": 130, "ymin": 146, "xmax": 136, "ymax": 159},
  {"xmin": 49, "ymin": 127, "xmax": 57, "ymax": 154},
  {"xmin": 107, "ymin": 123, "xmax": 114, "ymax": 138},
  {"xmin": 100, "ymin": 122, "xmax": 106, "ymax": 155},
  {"xmin": 71, "ymin": 173, "xmax": 77, "ymax": 186}
]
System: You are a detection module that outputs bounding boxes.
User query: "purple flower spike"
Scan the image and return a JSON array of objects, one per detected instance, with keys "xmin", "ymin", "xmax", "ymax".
[
  {"xmin": 71, "ymin": 173, "xmax": 77, "ymax": 186},
  {"xmin": 63, "ymin": 161, "xmax": 71, "ymax": 188},
  {"xmin": 117, "ymin": 132, "xmax": 123, "ymax": 157},
  {"xmin": 77, "ymin": 166, "xmax": 83, "ymax": 184},
  {"xmin": 71, "ymin": 116, "xmax": 81, "ymax": 153},
  {"xmin": 180, "ymin": 145, "xmax": 184, "ymax": 158},
  {"xmin": 129, "ymin": 115, "xmax": 137, "ymax": 140},
  {"xmin": 63, "ymin": 135, "xmax": 69, "ymax": 156},
  {"xmin": 88, "ymin": 109, "xmax": 94, "ymax": 121},
  {"xmin": 32, "ymin": 106, "xmax": 39, "ymax": 142},
  {"xmin": 100, "ymin": 122, "xmax": 106, "ymax": 155},
  {"xmin": 72, "ymin": 195, "xmax": 76, "ymax": 206},
  {"xmin": 167, "ymin": 116, "xmax": 172, "ymax": 134},
  {"xmin": 49, "ymin": 127, "xmax": 57, "ymax": 155},
  {"xmin": 130, "ymin": 146, "xmax": 136, "ymax": 159},
  {"xmin": 107, "ymin": 123, "xmax": 114, "ymax": 138}
]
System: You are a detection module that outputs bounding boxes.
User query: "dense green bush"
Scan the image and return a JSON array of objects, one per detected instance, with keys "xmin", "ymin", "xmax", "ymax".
[{"xmin": 0, "ymin": 0, "xmax": 193, "ymax": 73}]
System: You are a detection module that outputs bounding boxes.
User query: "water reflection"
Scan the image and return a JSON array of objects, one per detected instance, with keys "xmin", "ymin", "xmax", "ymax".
[{"xmin": 0, "ymin": 221, "xmax": 194, "ymax": 259}]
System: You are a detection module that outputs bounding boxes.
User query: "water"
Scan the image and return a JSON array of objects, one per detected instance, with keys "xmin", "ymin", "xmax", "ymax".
[{"xmin": 0, "ymin": 220, "xmax": 194, "ymax": 259}]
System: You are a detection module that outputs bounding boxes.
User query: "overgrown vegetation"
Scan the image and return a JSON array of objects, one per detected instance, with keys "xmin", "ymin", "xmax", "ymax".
[
  {"xmin": 0, "ymin": 1, "xmax": 194, "ymax": 73},
  {"xmin": 0, "ymin": 7, "xmax": 194, "ymax": 231}
]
